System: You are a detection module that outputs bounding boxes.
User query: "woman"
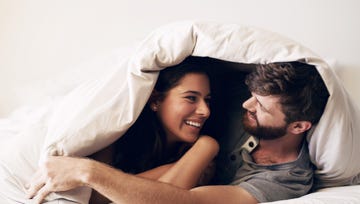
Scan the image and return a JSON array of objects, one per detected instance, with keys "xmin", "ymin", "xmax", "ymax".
[{"xmin": 27, "ymin": 58, "xmax": 219, "ymax": 204}]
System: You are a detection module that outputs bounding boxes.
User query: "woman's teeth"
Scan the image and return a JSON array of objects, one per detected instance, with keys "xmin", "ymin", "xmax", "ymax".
[{"xmin": 185, "ymin": 121, "xmax": 201, "ymax": 128}]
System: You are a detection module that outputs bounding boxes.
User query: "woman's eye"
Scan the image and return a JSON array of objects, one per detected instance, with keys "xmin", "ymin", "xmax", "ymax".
[
  {"xmin": 205, "ymin": 98, "xmax": 211, "ymax": 106},
  {"xmin": 185, "ymin": 96, "xmax": 197, "ymax": 102}
]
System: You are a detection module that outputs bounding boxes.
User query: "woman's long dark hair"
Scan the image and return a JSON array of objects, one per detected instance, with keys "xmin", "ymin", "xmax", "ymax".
[{"xmin": 113, "ymin": 57, "xmax": 210, "ymax": 173}]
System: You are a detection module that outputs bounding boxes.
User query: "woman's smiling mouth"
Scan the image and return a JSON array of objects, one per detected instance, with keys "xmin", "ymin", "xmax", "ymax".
[{"xmin": 185, "ymin": 120, "xmax": 201, "ymax": 128}]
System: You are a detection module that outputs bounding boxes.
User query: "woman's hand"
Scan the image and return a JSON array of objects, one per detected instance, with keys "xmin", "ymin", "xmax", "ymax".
[{"xmin": 26, "ymin": 156, "xmax": 90, "ymax": 204}]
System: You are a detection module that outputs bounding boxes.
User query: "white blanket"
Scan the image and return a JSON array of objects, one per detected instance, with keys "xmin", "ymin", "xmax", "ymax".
[{"xmin": 1, "ymin": 21, "xmax": 359, "ymax": 203}]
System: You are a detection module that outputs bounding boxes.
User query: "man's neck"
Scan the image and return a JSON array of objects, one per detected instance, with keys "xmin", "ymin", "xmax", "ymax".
[{"xmin": 251, "ymin": 134, "xmax": 304, "ymax": 165}]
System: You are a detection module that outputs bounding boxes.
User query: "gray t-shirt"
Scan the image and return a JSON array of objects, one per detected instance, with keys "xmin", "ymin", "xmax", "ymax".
[
  {"xmin": 232, "ymin": 138, "xmax": 313, "ymax": 202},
  {"xmin": 215, "ymin": 134, "xmax": 314, "ymax": 203}
]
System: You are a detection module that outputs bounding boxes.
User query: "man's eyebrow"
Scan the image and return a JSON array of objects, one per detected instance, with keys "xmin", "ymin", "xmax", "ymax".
[{"xmin": 254, "ymin": 96, "xmax": 270, "ymax": 112}]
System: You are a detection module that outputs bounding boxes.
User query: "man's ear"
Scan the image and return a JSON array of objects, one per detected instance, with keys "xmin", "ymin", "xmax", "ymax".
[{"xmin": 289, "ymin": 121, "xmax": 312, "ymax": 135}]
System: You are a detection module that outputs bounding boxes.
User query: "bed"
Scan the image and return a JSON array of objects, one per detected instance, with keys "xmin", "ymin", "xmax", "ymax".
[{"xmin": 0, "ymin": 21, "xmax": 359, "ymax": 203}]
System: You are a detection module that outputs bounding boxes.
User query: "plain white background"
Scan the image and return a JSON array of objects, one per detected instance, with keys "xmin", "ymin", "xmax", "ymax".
[{"xmin": 1, "ymin": 0, "xmax": 360, "ymax": 116}]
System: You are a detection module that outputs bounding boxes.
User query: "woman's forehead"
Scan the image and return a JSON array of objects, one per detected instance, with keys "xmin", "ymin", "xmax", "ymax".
[{"xmin": 171, "ymin": 73, "xmax": 210, "ymax": 93}]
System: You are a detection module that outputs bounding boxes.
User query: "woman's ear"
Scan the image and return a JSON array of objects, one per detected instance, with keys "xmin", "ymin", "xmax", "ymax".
[
  {"xmin": 288, "ymin": 121, "xmax": 312, "ymax": 135},
  {"xmin": 148, "ymin": 90, "xmax": 160, "ymax": 112}
]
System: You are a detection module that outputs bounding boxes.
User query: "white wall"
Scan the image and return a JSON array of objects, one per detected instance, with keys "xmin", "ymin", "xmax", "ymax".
[{"xmin": 1, "ymin": 0, "xmax": 360, "ymax": 116}]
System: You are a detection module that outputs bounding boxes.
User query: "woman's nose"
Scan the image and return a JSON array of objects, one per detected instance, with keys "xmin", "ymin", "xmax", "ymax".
[{"xmin": 196, "ymin": 100, "xmax": 210, "ymax": 118}]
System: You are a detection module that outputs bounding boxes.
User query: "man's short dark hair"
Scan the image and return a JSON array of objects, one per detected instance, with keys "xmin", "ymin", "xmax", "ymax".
[{"xmin": 245, "ymin": 61, "xmax": 329, "ymax": 124}]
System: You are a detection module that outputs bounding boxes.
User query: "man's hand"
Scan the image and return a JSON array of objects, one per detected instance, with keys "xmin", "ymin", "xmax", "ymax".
[{"xmin": 26, "ymin": 156, "xmax": 88, "ymax": 203}]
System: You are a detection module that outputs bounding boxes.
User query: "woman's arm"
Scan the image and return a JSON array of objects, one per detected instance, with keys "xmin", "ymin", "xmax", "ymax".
[
  {"xmin": 88, "ymin": 135, "xmax": 220, "ymax": 203},
  {"xmin": 90, "ymin": 135, "xmax": 218, "ymax": 202},
  {"xmin": 137, "ymin": 163, "xmax": 173, "ymax": 180},
  {"xmin": 158, "ymin": 135, "xmax": 219, "ymax": 189},
  {"xmin": 121, "ymin": 135, "xmax": 218, "ymax": 187}
]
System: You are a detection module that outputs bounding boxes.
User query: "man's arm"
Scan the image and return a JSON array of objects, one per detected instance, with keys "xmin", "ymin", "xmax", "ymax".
[
  {"xmin": 85, "ymin": 159, "xmax": 258, "ymax": 204},
  {"xmin": 26, "ymin": 156, "xmax": 257, "ymax": 204}
]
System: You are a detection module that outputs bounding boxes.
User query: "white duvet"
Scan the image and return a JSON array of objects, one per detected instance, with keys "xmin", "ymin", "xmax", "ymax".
[{"xmin": 0, "ymin": 21, "xmax": 359, "ymax": 203}]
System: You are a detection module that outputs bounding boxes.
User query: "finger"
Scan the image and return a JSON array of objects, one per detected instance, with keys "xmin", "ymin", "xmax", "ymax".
[
  {"xmin": 26, "ymin": 167, "xmax": 44, "ymax": 188},
  {"xmin": 26, "ymin": 181, "xmax": 45, "ymax": 199},
  {"xmin": 26, "ymin": 170, "xmax": 46, "ymax": 199},
  {"xmin": 33, "ymin": 182, "xmax": 51, "ymax": 204}
]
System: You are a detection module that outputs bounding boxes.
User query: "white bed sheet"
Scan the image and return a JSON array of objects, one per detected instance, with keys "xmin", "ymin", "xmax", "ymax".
[{"xmin": 265, "ymin": 185, "xmax": 360, "ymax": 204}]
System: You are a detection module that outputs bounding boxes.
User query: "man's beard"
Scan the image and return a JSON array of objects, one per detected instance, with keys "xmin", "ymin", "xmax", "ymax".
[{"xmin": 242, "ymin": 111, "xmax": 288, "ymax": 140}]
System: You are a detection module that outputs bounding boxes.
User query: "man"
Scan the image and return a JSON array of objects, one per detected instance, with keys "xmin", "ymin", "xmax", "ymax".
[{"xmin": 26, "ymin": 61, "xmax": 329, "ymax": 204}]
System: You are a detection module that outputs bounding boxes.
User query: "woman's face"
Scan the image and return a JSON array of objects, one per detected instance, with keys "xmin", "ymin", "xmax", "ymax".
[{"xmin": 154, "ymin": 72, "xmax": 211, "ymax": 145}]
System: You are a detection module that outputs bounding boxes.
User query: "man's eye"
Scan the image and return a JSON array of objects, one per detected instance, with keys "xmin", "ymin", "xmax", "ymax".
[{"xmin": 257, "ymin": 103, "xmax": 267, "ymax": 112}]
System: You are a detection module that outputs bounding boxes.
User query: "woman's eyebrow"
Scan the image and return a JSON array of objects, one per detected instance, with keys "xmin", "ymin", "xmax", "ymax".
[
  {"xmin": 181, "ymin": 90, "xmax": 201, "ymax": 95},
  {"xmin": 182, "ymin": 90, "xmax": 211, "ymax": 97}
]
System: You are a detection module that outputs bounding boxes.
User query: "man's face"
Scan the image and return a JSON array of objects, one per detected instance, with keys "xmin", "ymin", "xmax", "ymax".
[{"xmin": 242, "ymin": 93, "xmax": 288, "ymax": 140}]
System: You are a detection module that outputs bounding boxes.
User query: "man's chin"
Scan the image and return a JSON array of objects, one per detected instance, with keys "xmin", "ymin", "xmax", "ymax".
[{"xmin": 243, "ymin": 124, "xmax": 258, "ymax": 137}]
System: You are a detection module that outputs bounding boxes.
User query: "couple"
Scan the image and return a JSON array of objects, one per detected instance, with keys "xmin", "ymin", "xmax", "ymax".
[{"xmin": 26, "ymin": 57, "xmax": 329, "ymax": 203}]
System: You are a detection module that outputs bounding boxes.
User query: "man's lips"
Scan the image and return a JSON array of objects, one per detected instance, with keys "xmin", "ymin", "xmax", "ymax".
[{"xmin": 247, "ymin": 111, "xmax": 257, "ymax": 122}]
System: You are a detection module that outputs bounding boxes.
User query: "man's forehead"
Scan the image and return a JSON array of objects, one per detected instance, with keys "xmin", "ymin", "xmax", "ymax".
[{"xmin": 254, "ymin": 94, "xmax": 281, "ymax": 109}]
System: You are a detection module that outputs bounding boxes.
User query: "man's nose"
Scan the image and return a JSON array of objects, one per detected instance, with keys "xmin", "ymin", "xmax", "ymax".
[{"xmin": 242, "ymin": 96, "xmax": 257, "ymax": 111}]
